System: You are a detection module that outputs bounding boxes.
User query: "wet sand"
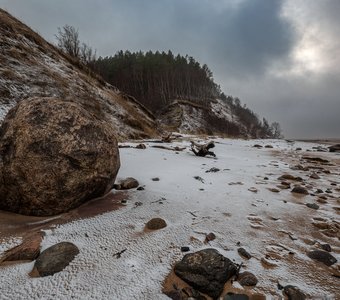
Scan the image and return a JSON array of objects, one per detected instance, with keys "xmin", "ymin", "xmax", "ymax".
[{"xmin": 0, "ymin": 190, "xmax": 127, "ymax": 239}]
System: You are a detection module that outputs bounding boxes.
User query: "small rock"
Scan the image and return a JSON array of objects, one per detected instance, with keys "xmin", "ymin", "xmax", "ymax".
[
  {"xmin": 248, "ymin": 187, "xmax": 258, "ymax": 193},
  {"xmin": 310, "ymin": 173, "xmax": 320, "ymax": 179},
  {"xmin": 205, "ymin": 167, "xmax": 220, "ymax": 173},
  {"xmin": 194, "ymin": 176, "xmax": 205, "ymax": 183},
  {"xmin": 325, "ymin": 188, "xmax": 332, "ymax": 194},
  {"xmin": 145, "ymin": 218, "xmax": 167, "ymax": 230},
  {"xmin": 152, "ymin": 177, "xmax": 160, "ymax": 181},
  {"xmin": 268, "ymin": 188, "xmax": 280, "ymax": 193},
  {"xmin": 291, "ymin": 186, "xmax": 309, "ymax": 195},
  {"xmin": 283, "ymin": 285, "xmax": 306, "ymax": 300},
  {"xmin": 237, "ymin": 247, "xmax": 251, "ymax": 259},
  {"xmin": 238, "ymin": 271, "xmax": 258, "ymax": 286},
  {"xmin": 306, "ymin": 203, "xmax": 319, "ymax": 210},
  {"xmin": 181, "ymin": 246, "xmax": 190, "ymax": 252},
  {"xmin": 296, "ymin": 147, "xmax": 302, "ymax": 151},
  {"xmin": 205, "ymin": 232, "xmax": 216, "ymax": 243},
  {"xmin": 265, "ymin": 145, "xmax": 273, "ymax": 148},
  {"xmin": 307, "ymin": 250, "xmax": 337, "ymax": 266},
  {"xmin": 263, "ymin": 177, "xmax": 269, "ymax": 180},
  {"xmin": 135, "ymin": 143, "xmax": 146, "ymax": 149},
  {"xmin": 316, "ymin": 189, "xmax": 323, "ymax": 193},
  {"xmin": 253, "ymin": 144, "xmax": 263, "ymax": 148},
  {"xmin": 320, "ymin": 243, "xmax": 332, "ymax": 252},
  {"xmin": 137, "ymin": 186, "xmax": 145, "ymax": 191},
  {"xmin": 278, "ymin": 174, "xmax": 303, "ymax": 181},
  {"xmin": 114, "ymin": 177, "xmax": 139, "ymax": 190},
  {"xmin": 33, "ymin": 242, "xmax": 79, "ymax": 277}
]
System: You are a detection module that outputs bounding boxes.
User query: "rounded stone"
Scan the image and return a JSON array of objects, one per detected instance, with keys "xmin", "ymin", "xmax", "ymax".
[
  {"xmin": 34, "ymin": 242, "xmax": 79, "ymax": 277},
  {"xmin": 0, "ymin": 97, "xmax": 120, "ymax": 216},
  {"xmin": 146, "ymin": 217, "xmax": 167, "ymax": 230}
]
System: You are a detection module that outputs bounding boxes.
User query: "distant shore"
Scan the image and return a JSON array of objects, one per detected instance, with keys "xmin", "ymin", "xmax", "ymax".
[{"xmin": 294, "ymin": 138, "xmax": 340, "ymax": 145}]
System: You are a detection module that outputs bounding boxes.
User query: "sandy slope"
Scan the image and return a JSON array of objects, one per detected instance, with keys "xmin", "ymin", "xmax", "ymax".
[{"xmin": 0, "ymin": 137, "xmax": 339, "ymax": 299}]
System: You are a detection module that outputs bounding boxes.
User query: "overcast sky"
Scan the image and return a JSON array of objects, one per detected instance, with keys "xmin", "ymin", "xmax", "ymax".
[{"xmin": 1, "ymin": 0, "xmax": 339, "ymax": 138}]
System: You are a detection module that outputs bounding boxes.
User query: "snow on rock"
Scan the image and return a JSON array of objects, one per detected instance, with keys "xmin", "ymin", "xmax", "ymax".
[
  {"xmin": 0, "ymin": 9, "xmax": 157, "ymax": 141},
  {"xmin": 0, "ymin": 138, "xmax": 339, "ymax": 299}
]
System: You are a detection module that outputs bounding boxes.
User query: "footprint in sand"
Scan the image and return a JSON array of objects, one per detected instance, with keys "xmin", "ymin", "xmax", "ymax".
[{"xmin": 247, "ymin": 215, "xmax": 265, "ymax": 229}]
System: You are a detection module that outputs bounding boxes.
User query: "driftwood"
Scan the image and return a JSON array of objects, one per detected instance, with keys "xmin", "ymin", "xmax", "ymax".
[
  {"xmin": 151, "ymin": 145, "xmax": 186, "ymax": 151},
  {"xmin": 190, "ymin": 141, "xmax": 216, "ymax": 157},
  {"xmin": 162, "ymin": 132, "xmax": 175, "ymax": 143}
]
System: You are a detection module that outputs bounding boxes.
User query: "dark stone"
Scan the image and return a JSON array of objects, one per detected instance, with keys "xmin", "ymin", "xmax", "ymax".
[
  {"xmin": 238, "ymin": 271, "xmax": 258, "ymax": 286},
  {"xmin": 237, "ymin": 247, "xmax": 251, "ymax": 259},
  {"xmin": 205, "ymin": 232, "xmax": 216, "ymax": 242},
  {"xmin": 135, "ymin": 143, "xmax": 146, "ymax": 149},
  {"xmin": 145, "ymin": 218, "xmax": 167, "ymax": 230},
  {"xmin": 283, "ymin": 285, "xmax": 306, "ymax": 300},
  {"xmin": 137, "ymin": 186, "xmax": 145, "ymax": 191},
  {"xmin": 296, "ymin": 147, "xmax": 302, "ymax": 151},
  {"xmin": 310, "ymin": 173, "xmax": 320, "ymax": 179},
  {"xmin": 0, "ymin": 98, "xmax": 120, "ymax": 216},
  {"xmin": 224, "ymin": 293, "xmax": 249, "ymax": 300},
  {"xmin": 34, "ymin": 242, "xmax": 79, "ymax": 277},
  {"xmin": 278, "ymin": 174, "xmax": 303, "ymax": 181},
  {"xmin": 265, "ymin": 145, "xmax": 273, "ymax": 148},
  {"xmin": 181, "ymin": 246, "xmax": 190, "ymax": 252},
  {"xmin": 174, "ymin": 248, "xmax": 237, "ymax": 299},
  {"xmin": 253, "ymin": 144, "xmax": 263, "ymax": 148},
  {"xmin": 328, "ymin": 144, "xmax": 340, "ymax": 152},
  {"xmin": 325, "ymin": 189, "xmax": 332, "ymax": 194},
  {"xmin": 205, "ymin": 167, "xmax": 220, "ymax": 173},
  {"xmin": 306, "ymin": 203, "xmax": 319, "ymax": 210},
  {"xmin": 152, "ymin": 177, "xmax": 160, "ymax": 181},
  {"xmin": 307, "ymin": 250, "xmax": 337, "ymax": 266},
  {"xmin": 194, "ymin": 176, "xmax": 205, "ymax": 183},
  {"xmin": 321, "ymin": 243, "xmax": 332, "ymax": 252},
  {"xmin": 291, "ymin": 186, "xmax": 309, "ymax": 195}
]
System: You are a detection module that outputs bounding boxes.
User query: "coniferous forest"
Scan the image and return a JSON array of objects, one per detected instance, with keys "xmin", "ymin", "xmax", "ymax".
[
  {"xmin": 94, "ymin": 50, "xmax": 220, "ymax": 112},
  {"xmin": 94, "ymin": 50, "xmax": 281, "ymax": 138}
]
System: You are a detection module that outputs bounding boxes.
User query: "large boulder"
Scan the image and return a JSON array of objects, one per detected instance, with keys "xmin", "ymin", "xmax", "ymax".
[{"xmin": 0, "ymin": 97, "xmax": 120, "ymax": 216}]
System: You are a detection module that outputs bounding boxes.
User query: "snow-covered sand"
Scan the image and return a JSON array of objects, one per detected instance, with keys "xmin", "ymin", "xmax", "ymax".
[{"xmin": 0, "ymin": 138, "xmax": 339, "ymax": 299}]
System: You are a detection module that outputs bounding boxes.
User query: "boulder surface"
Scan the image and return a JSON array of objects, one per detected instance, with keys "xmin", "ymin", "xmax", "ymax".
[
  {"xmin": 0, "ymin": 97, "xmax": 120, "ymax": 216},
  {"xmin": 174, "ymin": 248, "xmax": 237, "ymax": 298}
]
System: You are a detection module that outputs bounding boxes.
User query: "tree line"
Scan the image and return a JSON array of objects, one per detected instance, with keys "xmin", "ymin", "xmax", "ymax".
[
  {"xmin": 94, "ymin": 50, "xmax": 221, "ymax": 112},
  {"xmin": 55, "ymin": 25, "xmax": 283, "ymax": 138}
]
